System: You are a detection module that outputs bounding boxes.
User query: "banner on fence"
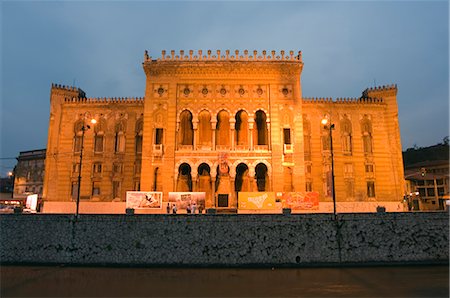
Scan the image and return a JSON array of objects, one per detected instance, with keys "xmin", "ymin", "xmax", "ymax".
[
  {"xmin": 238, "ymin": 192, "xmax": 276, "ymax": 210},
  {"xmin": 126, "ymin": 191, "xmax": 162, "ymax": 209},
  {"xmin": 280, "ymin": 192, "xmax": 319, "ymax": 210},
  {"xmin": 168, "ymin": 192, "xmax": 206, "ymax": 210}
]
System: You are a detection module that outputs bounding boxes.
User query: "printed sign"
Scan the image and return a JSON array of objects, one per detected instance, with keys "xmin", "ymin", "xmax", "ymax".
[
  {"xmin": 280, "ymin": 192, "xmax": 319, "ymax": 210},
  {"xmin": 168, "ymin": 192, "xmax": 206, "ymax": 210},
  {"xmin": 126, "ymin": 191, "xmax": 162, "ymax": 209},
  {"xmin": 25, "ymin": 194, "xmax": 38, "ymax": 211},
  {"xmin": 238, "ymin": 192, "xmax": 276, "ymax": 210}
]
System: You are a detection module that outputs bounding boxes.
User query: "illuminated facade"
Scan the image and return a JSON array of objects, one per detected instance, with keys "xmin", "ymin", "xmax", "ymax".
[{"xmin": 43, "ymin": 50, "xmax": 405, "ymax": 212}]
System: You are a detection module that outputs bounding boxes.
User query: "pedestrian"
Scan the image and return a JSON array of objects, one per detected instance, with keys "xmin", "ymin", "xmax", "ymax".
[
  {"xmin": 192, "ymin": 202, "xmax": 197, "ymax": 214},
  {"xmin": 172, "ymin": 203, "xmax": 177, "ymax": 214},
  {"xmin": 166, "ymin": 203, "xmax": 171, "ymax": 214},
  {"xmin": 186, "ymin": 204, "xmax": 191, "ymax": 214},
  {"xmin": 198, "ymin": 204, "xmax": 203, "ymax": 214}
]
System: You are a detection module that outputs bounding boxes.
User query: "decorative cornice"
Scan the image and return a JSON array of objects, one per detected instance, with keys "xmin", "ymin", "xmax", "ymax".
[
  {"xmin": 142, "ymin": 50, "xmax": 303, "ymax": 78},
  {"xmin": 144, "ymin": 49, "xmax": 302, "ymax": 63},
  {"xmin": 64, "ymin": 97, "xmax": 144, "ymax": 104}
]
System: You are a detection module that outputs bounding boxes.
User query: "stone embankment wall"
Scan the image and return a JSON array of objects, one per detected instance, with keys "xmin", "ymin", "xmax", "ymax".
[{"xmin": 1, "ymin": 212, "xmax": 448, "ymax": 267}]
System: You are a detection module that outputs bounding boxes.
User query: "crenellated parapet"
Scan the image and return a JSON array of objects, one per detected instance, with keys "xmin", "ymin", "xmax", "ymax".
[
  {"xmin": 51, "ymin": 83, "xmax": 86, "ymax": 98},
  {"xmin": 302, "ymin": 97, "xmax": 384, "ymax": 104},
  {"xmin": 144, "ymin": 49, "xmax": 302, "ymax": 63},
  {"xmin": 302, "ymin": 97, "xmax": 334, "ymax": 103},
  {"xmin": 362, "ymin": 84, "xmax": 397, "ymax": 98},
  {"xmin": 64, "ymin": 97, "xmax": 144, "ymax": 104}
]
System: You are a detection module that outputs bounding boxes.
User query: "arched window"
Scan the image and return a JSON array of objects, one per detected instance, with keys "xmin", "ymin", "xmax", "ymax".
[
  {"xmin": 255, "ymin": 163, "xmax": 269, "ymax": 191},
  {"xmin": 73, "ymin": 120, "xmax": 84, "ymax": 153},
  {"xmin": 153, "ymin": 167, "xmax": 160, "ymax": 191},
  {"xmin": 94, "ymin": 118, "xmax": 106, "ymax": 153},
  {"xmin": 198, "ymin": 110, "xmax": 212, "ymax": 147},
  {"xmin": 361, "ymin": 116, "xmax": 373, "ymax": 154},
  {"xmin": 254, "ymin": 110, "xmax": 268, "ymax": 145},
  {"xmin": 179, "ymin": 110, "xmax": 193, "ymax": 146},
  {"xmin": 135, "ymin": 119, "xmax": 143, "ymax": 154},
  {"xmin": 235, "ymin": 110, "xmax": 249, "ymax": 146},
  {"xmin": 114, "ymin": 121, "xmax": 126, "ymax": 153},
  {"xmin": 216, "ymin": 110, "xmax": 230, "ymax": 146},
  {"xmin": 340, "ymin": 115, "xmax": 352, "ymax": 154}
]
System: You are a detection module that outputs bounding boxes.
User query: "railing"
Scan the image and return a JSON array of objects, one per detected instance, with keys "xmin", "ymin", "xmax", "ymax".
[
  {"xmin": 254, "ymin": 145, "xmax": 269, "ymax": 151},
  {"xmin": 284, "ymin": 144, "xmax": 294, "ymax": 154},
  {"xmin": 153, "ymin": 144, "xmax": 164, "ymax": 156}
]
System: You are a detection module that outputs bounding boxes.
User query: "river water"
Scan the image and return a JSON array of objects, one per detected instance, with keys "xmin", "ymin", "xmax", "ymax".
[{"xmin": 1, "ymin": 265, "xmax": 448, "ymax": 297}]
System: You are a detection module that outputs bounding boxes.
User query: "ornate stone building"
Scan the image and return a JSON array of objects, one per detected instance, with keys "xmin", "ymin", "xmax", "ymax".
[{"xmin": 43, "ymin": 49, "xmax": 405, "ymax": 212}]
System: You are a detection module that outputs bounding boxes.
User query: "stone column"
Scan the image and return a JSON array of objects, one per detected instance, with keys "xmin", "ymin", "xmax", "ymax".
[
  {"xmin": 191, "ymin": 174, "xmax": 198, "ymax": 192},
  {"xmin": 175, "ymin": 121, "xmax": 180, "ymax": 150},
  {"xmin": 266, "ymin": 119, "xmax": 271, "ymax": 150},
  {"xmin": 249, "ymin": 168, "xmax": 256, "ymax": 192},
  {"xmin": 193, "ymin": 120, "xmax": 198, "ymax": 150},
  {"xmin": 249, "ymin": 119, "xmax": 254, "ymax": 151},
  {"xmin": 230, "ymin": 176, "xmax": 236, "ymax": 208},
  {"xmin": 211, "ymin": 120, "xmax": 217, "ymax": 151},
  {"xmin": 230, "ymin": 118, "xmax": 236, "ymax": 151},
  {"xmin": 211, "ymin": 176, "xmax": 216, "ymax": 207}
]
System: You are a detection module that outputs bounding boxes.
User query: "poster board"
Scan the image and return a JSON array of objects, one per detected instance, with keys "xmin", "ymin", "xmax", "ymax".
[
  {"xmin": 168, "ymin": 192, "xmax": 206, "ymax": 210},
  {"xmin": 279, "ymin": 192, "xmax": 319, "ymax": 210},
  {"xmin": 238, "ymin": 192, "xmax": 276, "ymax": 210},
  {"xmin": 25, "ymin": 194, "xmax": 38, "ymax": 211},
  {"xmin": 126, "ymin": 191, "xmax": 162, "ymax": 209}
]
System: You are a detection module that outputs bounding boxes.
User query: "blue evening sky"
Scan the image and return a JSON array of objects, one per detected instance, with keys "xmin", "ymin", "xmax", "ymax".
[{"xmin": 1, "ymin": 1, "xmax": 449, "ymax": 176}]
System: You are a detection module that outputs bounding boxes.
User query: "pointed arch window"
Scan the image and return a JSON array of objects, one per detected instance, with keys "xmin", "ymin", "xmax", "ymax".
[
  {"xmin": 361, "ymin": 116, "xmax": 373, "ymax": 155},
  {"xmin": 93, "ymin": 118, "xmax": 106, "ymax": 153},
  {"xmin": 135, "ymin": 119, "xmax": 143, "ymax": 154},
  {"xmin": 198, "ymin": 110, "xmax": 212, "ymax": 147},
  {"xmin": 73, "ymin": 120, "xmax": 84, "ymax": 153},
  {"xmin": 179, "ymin": 110, "xmax": 194, "ymax": 146},
  {"xmin": 340, "ymin": 116, "xmax": 352, "ymax": 154},
  {"xmin": 235, "ymin": 110, "xmax": 248, "ymax": 146},
  {"xmin": 115, "ymin": 122, "xmax": 126, "ymax": 153},
  {"xmin": 216, "ymin": 110, "xmax": 230, "ymax": 146},
  {"xmin": 254, "ymin": 110, "xmax": 268, "ymax": 145}
]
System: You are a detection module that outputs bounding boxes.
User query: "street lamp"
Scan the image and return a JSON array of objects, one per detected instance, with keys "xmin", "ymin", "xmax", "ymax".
[
  {"xmin": 322, "ymin": 117, "xmax": 337, "ymax": 220},
  {"xmin": 76, "ymin": 116, "xmax": 97, "ymax": 217}
]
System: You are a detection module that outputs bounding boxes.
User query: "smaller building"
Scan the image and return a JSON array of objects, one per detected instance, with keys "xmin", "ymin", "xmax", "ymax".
[
  {"xmin": 0, "ymin": 176, "xmax": 14, "ymax": 200},
  {"xmin": 13, "ymin": 149, "xmax": 46, "ymax": 201},
  {"xmin": 404, "ymin": 160, "xmax": 449, "ymax": 210}
]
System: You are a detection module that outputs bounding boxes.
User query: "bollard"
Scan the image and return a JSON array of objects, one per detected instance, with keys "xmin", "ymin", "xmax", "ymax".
[
  {"xmin": 282, "ymin": 208, "xmax": 291, "ymax": 215},
  {"xmin": 206, "ymin": 208, "xmax": 216, "ymax": 214},
  {"xmin": 376, "ymin": 206, "xmax": 386, "ymax": 213}
]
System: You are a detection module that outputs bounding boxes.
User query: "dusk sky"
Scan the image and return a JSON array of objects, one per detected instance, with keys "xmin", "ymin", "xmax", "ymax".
[{"xmin": 1, "ymin": 1, "xmax": 448, "ymax": 177}]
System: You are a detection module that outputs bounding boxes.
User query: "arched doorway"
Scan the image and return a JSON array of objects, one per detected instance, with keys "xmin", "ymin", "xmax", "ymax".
[
  {"xmin": 197, "ymin": 163, "xmax": 212, "ymax": 208},
  {"xmin": 255, "ymin": 163, "xmax": 269, "ymax": 191},
  {"xmin": 235, "ymin": 163, "xmax": 250, "ymax": 193},
  {"xmin": 176, "ymin": 163, "xmax": 192, "ymax": 192}
]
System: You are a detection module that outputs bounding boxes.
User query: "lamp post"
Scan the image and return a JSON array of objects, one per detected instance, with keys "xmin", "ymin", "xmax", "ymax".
[
  {"xmin": 76, "ymin": 116, "xmax": 96, "ymax": 217},
  {"xmin": 321, "ymin": 117, "xmax": 336, "ymax": 220}
]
